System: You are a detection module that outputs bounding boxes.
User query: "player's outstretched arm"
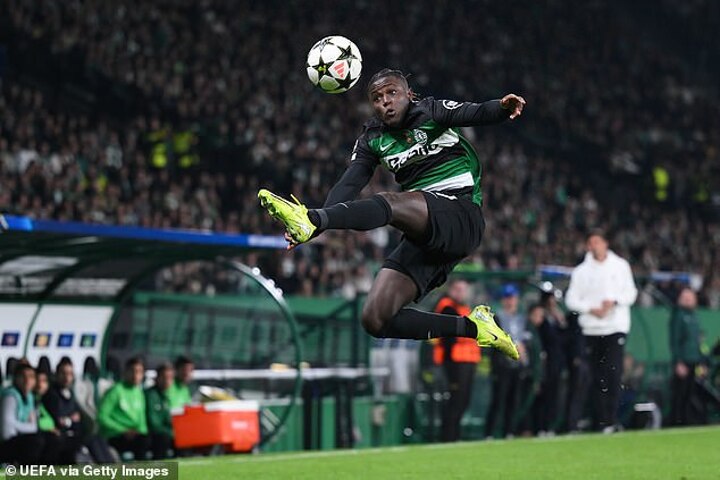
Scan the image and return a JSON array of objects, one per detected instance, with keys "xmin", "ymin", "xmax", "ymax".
[
  {"xmin": 323, "ymin": 161, "xmax": 375, "ymax": 207},
  {"xmin": 430, "ymin": 94, "xmax": 526, "ymax": 127},
  {"xmin": 324, "ymin": 136, "xmax": 378, "ymax": 207}
]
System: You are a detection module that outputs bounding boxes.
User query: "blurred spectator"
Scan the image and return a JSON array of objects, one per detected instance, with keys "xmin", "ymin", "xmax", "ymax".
[
  {"xmin": 0, "ymin": 0, "xmax": 717, "ymax": 304},
  {"xmin": 528, "ymin": 301, "xmax": 562, "ymax": 435},
  {"xmin": 431, "ymin": 279, "xmax": 479, "ymax": 442},
  {"xmin": 485, "ymin": 284, "xmax": 525, "ymax": 438},
  {"xmin": 98, "ymin": 357, "xmax": 149, "ymax": 460},
  {"xmin": 0, "ymin": 364, "xmax": 60, "ymax": 464},
  {"xmin": 519, "ymin": 303, "xmax": 545, "ymax": 436},
  {"xmin": 34, "ymin": 371, "xmax": 57, "ymax": 433},
  {"xmin": 145, "ymin": 363, "xmax": 175, "ymax": 459},
  {"xmin": 42, "ymin": 358, "xmax": 92, "ymax": 464},
  {"xmin": 618, "ymin": 354, "xmax": 647, "ymax": 428},
  {"xmin": 566, "ymin": 231, "xmax": 638, "ymax": 433},
  {"xmin": 669, "ymin": 288, "xmax": 706, "ymax": 426},
  {"xmin": 169, "ymin": 356, "xmax": 194, "ymax": 409}
]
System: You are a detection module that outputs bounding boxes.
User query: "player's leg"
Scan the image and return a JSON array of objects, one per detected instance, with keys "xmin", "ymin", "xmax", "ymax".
[
  {"xmin": 360, "ymin": 267, "xmax": 475, "ymax": 339},
  {"xmin": 257, "ymin": 189, "xmax": 428, "ymax": 244},
  {"xmin": 600, "ymin": 333, "xmax": 625, "ymax": 431},
  {"xmin": 259, "ymin": 189, "xmax": 517, "ymax": 357},
  {"xmin": 308, "ymin": 191, "xmax": 429, "ymax": 240},
  {"xmin": 361, "ymin": 193, "xmax": 517, "ymax": 357}
]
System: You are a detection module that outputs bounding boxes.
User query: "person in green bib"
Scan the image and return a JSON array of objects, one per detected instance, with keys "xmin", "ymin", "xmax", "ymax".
[
  {"xmin": 98, "ymin": 357, "xmax": 149, "ymax": 460},
  {"xmin": 34, "ymin": 371, "xmax": 58, "ymax": 432},
  {"xmin": 145, "ymin": 362, "xmax": 175, "ymax": 459},
  {"xmin": 168, "ymin": 356, "xmax": 194, "ymax": 410},
  {"xmin": 1, "ymin": 364, "xmax": 60, "ymax": 464}
]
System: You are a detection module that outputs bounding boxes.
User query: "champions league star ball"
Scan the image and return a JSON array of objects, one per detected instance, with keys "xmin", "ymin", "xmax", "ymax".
[{"xmin": 306, "ymin": 36, "xmax": 362, "ymax": 94}]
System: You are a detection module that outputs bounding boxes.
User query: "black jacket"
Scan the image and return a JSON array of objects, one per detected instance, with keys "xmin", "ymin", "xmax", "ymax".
[{"xmin": 42, "ymin": 384, "xmax": 84, "ymax": 436}]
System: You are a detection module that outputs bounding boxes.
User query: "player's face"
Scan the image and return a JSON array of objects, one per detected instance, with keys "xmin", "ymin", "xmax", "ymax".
[
  {"xmin": 368, "ymin": 77, "xmax": 412, "ymax": 128},
  {"xmin": 126, "ymin": 363, "xmax": 145, "ymax": 386},
  {"xmin": 178, "ymin": 363, "xmax": 194, "ymax": 384},
  {"xmin": 36, "ymin": 373, "xmax": 49, "ymax": 395},
  {"xmin": 58, "ymin": 364, "xmax": 74, "ymax": 388},
  {"xmin": 678, "ymin": 288, "xmax": 697, "ymax": 309},
  {"xmin": 18, "ymin": 369, "xmax": 36, "ymax": 394},
  {"xmin": 159, "ymin": 368, "xmax": 175, "ymax": 390},
  {"xmin": 587, "ymin": 235, "xmax": 609, "ymax": 260},
  {"xmin": 501, "ymin": 294, "xmax": 519, "ymax": 313},
  {"xmin": 449, "ymin": 280, "xmax": 470, "ymax": 304},
  {"xmin": 529, "ymin": 307, "xmax": 544, "ymax": 326}
]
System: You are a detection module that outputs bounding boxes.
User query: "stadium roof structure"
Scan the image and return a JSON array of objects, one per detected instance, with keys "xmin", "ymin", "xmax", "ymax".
[{"xmin": 0, "ymin": 214, "xmax": 286, "ymax": 301}]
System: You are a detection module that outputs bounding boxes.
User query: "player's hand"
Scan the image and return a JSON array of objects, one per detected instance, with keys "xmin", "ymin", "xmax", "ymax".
[
  {"xmin": 284, "ymin": 232, "xmax": 299, "ymax": 250},
  {"xmin": 602, "ymin": 300, "xmax": 616, "ymax": 310},
  {"xmin": 517, "ymin": 342, "xmax": 528, "ymax": 362},
  {"xmin": 284, "ymin": 228, "xmax": 321, "ymax": 250},
  {"xmin": 675, "ymin": 362, "xmax": 689, "ymax": 378},
  {"xmin": 501, "ymin": 94, "xmax": 526, "ymax": 119}
]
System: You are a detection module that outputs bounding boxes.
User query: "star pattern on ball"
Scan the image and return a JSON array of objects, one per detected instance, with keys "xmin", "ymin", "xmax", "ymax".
[
  {"xmin": 315, "ymin": 58, "xmax": 332, "ymax": 75},
  {"xmin": 306, "ymin": 36, "xmax": 362, "ymax": 93},
  {"xmin": 336, "ymin": 43, "xmax": 356, "ymax": 61}
]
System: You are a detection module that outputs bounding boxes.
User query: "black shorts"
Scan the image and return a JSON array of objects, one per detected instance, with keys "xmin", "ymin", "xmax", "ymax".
[{"xmin": 383, "ymin": 191, "xmax": 485, "ymax": 300}]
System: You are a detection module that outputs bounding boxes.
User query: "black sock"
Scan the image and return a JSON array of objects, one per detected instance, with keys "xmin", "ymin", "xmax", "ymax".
[
  {"xmin": 378, "ymin": 308, "xmax": 478, "ymax": 339},
  {"xmin": 308, "ymin": 195, "xmax": 392, "ymax": 231}
]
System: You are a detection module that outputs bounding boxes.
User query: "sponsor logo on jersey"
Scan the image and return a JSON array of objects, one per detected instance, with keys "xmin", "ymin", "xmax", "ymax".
[
  {"xmin": 379, "ymin": 140, "xmax": 396, "ymax": 153},
  {"xmin": 381, "ymin": 130, "xmax": 459, "ymax": 172},
  {"xmin": 442, "ymin": 100, "xmax": 463, "ymax": 110},
  {"xmin": 429, "ymin": 192, "xmax": 458, "ymax": 200}
]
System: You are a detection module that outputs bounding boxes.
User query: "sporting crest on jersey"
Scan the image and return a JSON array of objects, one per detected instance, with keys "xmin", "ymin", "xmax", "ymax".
[
  {"xmin": 442, "ymin": 100, "xmax": 463, "ymax": 110},
  {"xmin": 412, "ymin": 129, "xmax": 428, "ymax": 145}
]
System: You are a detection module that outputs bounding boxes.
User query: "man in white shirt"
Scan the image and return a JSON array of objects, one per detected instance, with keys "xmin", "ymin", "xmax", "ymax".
[{"xmin": 565, "ymin": 231, "xmax": 638, "ymax": 432}]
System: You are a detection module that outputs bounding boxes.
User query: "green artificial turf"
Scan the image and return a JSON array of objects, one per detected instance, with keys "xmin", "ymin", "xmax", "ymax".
[
  {"xmin": 2, "ymin": 427, "xmax": 717, "ymax": 479},
  {"xmin": 177, "ymin": 426, "xmax": 720, "ymax": 480}
]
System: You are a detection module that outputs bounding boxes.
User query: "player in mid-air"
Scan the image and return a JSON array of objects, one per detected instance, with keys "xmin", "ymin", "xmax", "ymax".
[{"xmin": 259, "ymin": 68, "xmax": 525, "ymax": 359}]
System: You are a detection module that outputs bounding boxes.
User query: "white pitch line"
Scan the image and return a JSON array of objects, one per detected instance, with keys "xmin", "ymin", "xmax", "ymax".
[
  {"xmin": 181, "ymin": 446, "xmax": 410, "ymax": 467},
  {"xmin": 179, "ymin": 425, "xmax": 720, "ymax": 467}
]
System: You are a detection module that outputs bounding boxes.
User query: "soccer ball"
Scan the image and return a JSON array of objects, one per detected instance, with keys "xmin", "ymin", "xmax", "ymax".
[{"xmin": 306, "ymin": 36, "xmax": 362, "ymax": 94}]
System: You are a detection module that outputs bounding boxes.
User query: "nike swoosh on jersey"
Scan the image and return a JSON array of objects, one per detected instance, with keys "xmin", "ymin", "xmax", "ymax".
[{"xmin": 379, "ymin": 141, "xmax": 396, "ymax": 153}]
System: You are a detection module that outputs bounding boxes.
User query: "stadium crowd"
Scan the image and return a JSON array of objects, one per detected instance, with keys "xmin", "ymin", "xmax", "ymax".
[
  {"xmin": 0, "ymin": 355, "xmax": 194, "ymax": 465},
  {"xmin": 0, "ymin": 0, "xmax": 718, "ymax": 305}
]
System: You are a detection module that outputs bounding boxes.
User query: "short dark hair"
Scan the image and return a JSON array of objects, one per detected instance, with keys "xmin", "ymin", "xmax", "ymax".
[
  {"xmin": 56, "ymin": 357, "xmax": 73, "ymax": 373},
  {"xmin": 124, "ymin": 356, "xmax": 144, "ymax": 371},
  {"xmin": 13, "ymin": 363, "xmax": 34, "ymax": 381},
  {"xmin": 367, "ymin": 68, "xmax": 409, "ymax": 93},
  {"xmin": 174, "ymin": 355, "xmax": 194, "ymax": 369},
  {"xmin": 156, "ymin": 362, "xmax": 174, "ymax": 377},
  {"xmin": 528, "ymin": 303, "xmax": 544, "ymax": 313},
  {"xmin": 586, "ymin": 229, "xmax": 607, "ymax": 241}
]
